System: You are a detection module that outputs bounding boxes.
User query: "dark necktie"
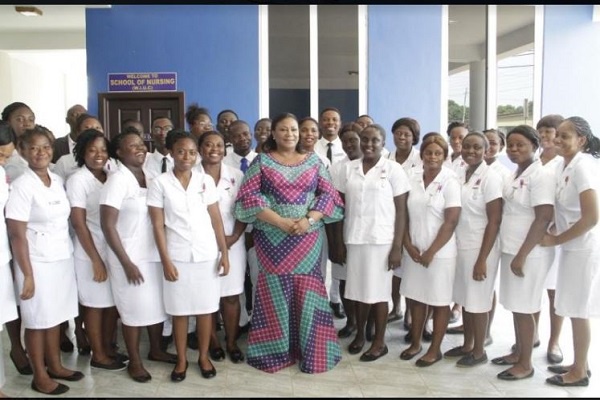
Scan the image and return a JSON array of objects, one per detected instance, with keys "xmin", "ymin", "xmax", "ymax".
[
  {"xmin": 161, "ymin": 156, "xmax": 168, "ymax": 173},
  {"xmin": 240, "ymin": 157, "xmax": 249, "ymax": 173},
  {"xmin": 326, "ymin": 142, "xmax": 333, "ymax": 163}
]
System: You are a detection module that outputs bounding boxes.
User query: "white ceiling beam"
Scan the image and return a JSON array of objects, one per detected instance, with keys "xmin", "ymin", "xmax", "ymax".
[{"xmin": 0, "ymin": 31, "xmax": 84, "ymax": 50}]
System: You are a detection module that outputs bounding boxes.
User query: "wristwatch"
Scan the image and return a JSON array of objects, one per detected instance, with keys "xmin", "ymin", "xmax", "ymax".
[{"xmin": 307, "ymin": 216, "xmax": 316, "ymax": 226}]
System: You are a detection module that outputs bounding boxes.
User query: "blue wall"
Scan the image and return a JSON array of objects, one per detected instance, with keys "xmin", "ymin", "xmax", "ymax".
[
  {"xmin": 367, "ymin": 5, "xmax": 443, "ymax": 150},
  {"xmin": 86, "ymin": 5, "xmax": 259, "ymax": 127},
  {"xmin": 542, "ymin": 5, "xmax": 600, "ymax": 133}
]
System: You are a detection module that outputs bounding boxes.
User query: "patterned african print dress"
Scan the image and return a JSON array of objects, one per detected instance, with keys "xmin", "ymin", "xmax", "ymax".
[{"xmin": 233, "ymin": 151, "xmax": 344, "ymax": 374}]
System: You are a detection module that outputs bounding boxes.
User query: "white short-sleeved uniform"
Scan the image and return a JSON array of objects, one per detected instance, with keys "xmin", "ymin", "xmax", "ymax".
[
  {"xmin": 328, "ymin": 157, "xmax": 352, "ymax": 281},
  {"xmin": 387, "ymin": 147, "xmax": 422, "ymax": 278},
  {"xmin": 147, "ymin": 169, "xmax": 221, "ymax": 315},
  {"xmin": 400, "ymin": 166, "xmax": 461, "ymax": 306},
  {"xmin": 489, "ymin": 159, "xmax": 512, "ymax": 185},
  {"xmin": 66, "ymin": 166, "xmax": 115, "ymax": 308},
  {"xmin": 386, "ymin": 147, "xmax": 423, "ymax": 175},
  {"xmin": 453, "ymin": 162, "xmax": 502, "ymax": 313},
  {"xmin": 5, "ymin": 168, "xmax": 78, "ymax": 329},
  {"xmin": 553, "ymin": 153, "xmax": 600, "ymax": 318},
  {"xmin": 0, "ymin": 168, "xmax": 18, "ymax": 327},
  {"xmin": 4, "ymin": 149, "xmax": 28, "ymax": 184},
  {"xmin": 340, "ymin": 157, "xmax": 411, "ymax": 304},
  {"xmin": 450, "ymin": 155, "xmax": 467, "ymax": 175},
  {"xmin": 539, "ymin": 156, "xmax": 563, "ymax": 290},
  {"xmin": 499, "ymin": 159, "xmax": 554, "ymax": 313},
  {"xmin": 143, "ymin": 150, "xmax": 173, "ymax": 182},
  {"xmin": 99, "ymin": 164, "xmax": 166, "ymax": 326},
  {"xmin": 214, "ymin": 164, "xmax": 246, "ymax": 297}
]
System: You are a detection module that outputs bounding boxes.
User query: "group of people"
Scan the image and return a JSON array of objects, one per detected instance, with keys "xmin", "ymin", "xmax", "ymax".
[{"xmin": 0, "ymin": 99, "xmax": 598, "ymax": 397}]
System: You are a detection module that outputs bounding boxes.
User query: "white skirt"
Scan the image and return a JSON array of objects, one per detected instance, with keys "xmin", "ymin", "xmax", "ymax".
[
  {"xmin": 499, "ymin": 251, "xmax": 551, "ymax": 314},
  {"xmin": 453, "ymin": 246, "xmax": 500, "ymax": 313},
  {"xmin": 555, "ymin": 249, "xmax": 600, "ymax": 319},
  {"xmin": 393, "ymin": 254, "xmax": 410, "ymax": 279},
  {"xmin": 220, "ymin": 239, "xmax": 246, "ymax": 297},
  {"xmin": 346, "ymin": 244, "xmax": 393, "ymax": 304},
  {"xmin": 543, "ymin": 246, "xmax": 560, "ymax": 290},
  {"xmin": 400, "ymin": 256, "xmax": 456, "ymax": 307},
  {"xmin": 163, "ymin": 260, "xmax": 220, "ymax": 316},
  {"xmin": 74, "ymin": 257, "xmax": 115, "ymax": 308},
  {"xmin": 108, "ymin": 260, "xmax": 167, "ymax": 327},
  {"xmin": 0, "ymin": 262, "xmax": 18, "ymax": 326},
  {"xmin": 15, "ymin": 258, "xmax": 78, "ymax": 329}
]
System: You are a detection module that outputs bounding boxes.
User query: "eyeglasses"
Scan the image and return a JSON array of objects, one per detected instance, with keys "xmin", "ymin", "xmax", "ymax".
[
  {"xmin": 153, "ymin": 125, "xmax": 173, "ymax": 133},
  {"xmin": 193, "ymin": 122, "xmax": 213, "ymax": 130}
]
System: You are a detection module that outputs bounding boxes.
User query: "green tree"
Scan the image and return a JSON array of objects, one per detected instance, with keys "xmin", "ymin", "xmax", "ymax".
[{"xmin": 448, "ymin": 99, "xmax": 469, "ymax": 123}]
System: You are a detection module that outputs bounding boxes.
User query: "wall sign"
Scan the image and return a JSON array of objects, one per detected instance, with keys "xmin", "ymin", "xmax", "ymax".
[{"xmin": 108, "ymin": 72, "xmax": 177, "ymax": 92}]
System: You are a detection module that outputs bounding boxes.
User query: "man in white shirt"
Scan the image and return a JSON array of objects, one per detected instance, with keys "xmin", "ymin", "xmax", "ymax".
[
  {"xmin": 223, "ymin": 120, "xmax": 257, "ymax": 172},
  {"xmin": 314, "ymin": 107, "xmax": 345, "ymax": 319},
  {"xmin": 144, "ymin": 116, "xmax": 174, "ymax": 182}
]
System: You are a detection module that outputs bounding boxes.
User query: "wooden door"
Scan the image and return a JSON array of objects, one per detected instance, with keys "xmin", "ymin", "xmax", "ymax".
[{"xmin": 98, "ymin": 91, "xmax": 185, "ymax": 151}]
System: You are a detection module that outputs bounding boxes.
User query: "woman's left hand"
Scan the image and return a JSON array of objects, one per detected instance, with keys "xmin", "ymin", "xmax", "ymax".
[
  {"xmin": 387, "ymin": 245, "xmax": 403, "ymax": 270},
  {"xmin": 472, "ymin": 259, "xmax": 487, "ymax": 281},
  {"xmin": 218, "ymin": 254, "xmax": 230, "ymax": 276},
  {"xmin": 510, "ymin": 254, "xmax": 526, "ymax": 277},
  {"xmin": 290, "ymin": 218, "xmax": 310, "ymax": 236},
  {"xmin": 540, "ymin": 233, "xmax": 558, "ymax": 247},
  {"xmin": 419, "ymin": 249, "xmax": 434, "ymax": 268}
]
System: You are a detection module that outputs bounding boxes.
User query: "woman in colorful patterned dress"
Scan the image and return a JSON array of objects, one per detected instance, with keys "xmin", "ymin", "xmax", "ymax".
[{"xmin": 233, "ymin": 112, "xmax": 344, "ymax": 374}]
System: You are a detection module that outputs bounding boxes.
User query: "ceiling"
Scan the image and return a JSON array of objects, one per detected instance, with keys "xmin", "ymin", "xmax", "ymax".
[{"xmin": 0, "ymin": 5, "xmax": 534, "ymax": 83}]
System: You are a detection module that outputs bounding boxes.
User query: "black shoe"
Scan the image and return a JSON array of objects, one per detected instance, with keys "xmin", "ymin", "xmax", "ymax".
[
  {"xmin": 10, "ymin": 351, "xmax": 33, "ymax": 375},
  {"xmin": 60, "ymin": 339, "xmax": 74, "ymax": 353},
  {"xmin": 199, "ymin": 361, "xmax": 217, "ymax": 379},
  {"xmin": 130, "ymin": 372, "xmax": 152, "ymax": 383},
  {"xmin": 187, "ymin": 332, "xmax": 199, "ymax": 350},
  {"xmin": 91, "ymin": 359, "xmax": 128, "ymax": 371},
  {"xmin": 546, "ymin": 374, "xmax": 589, "ymax": 387},
  {"xmin": 170, "ymin": 361, "xmax": 188, "ymax": 382},
  {"xmin": 497, "ymin": 368, "xmax": 534, "ymax": 381},
  {"xmin": 227, "ymin": 349, "xmax": 245, "ymax": 364},
  {"xmin": 329, "ymin": 302, "xmax": 346, "ymax": 319},
  {"xmin": 359, "ymin": 345, "xmax": 388, "ymax": 362},
  {"xmin": 46, "ymin": 370, "xmax": 85, "ymax": 382},
  {"xmin": 337, "ymin": 325, "xmax": 357, "ymax": 339},
  {"xmin": 113, "ymin": 352, "xmax": 129, "ymax": 364},
  {"xmin": 209, "ymin": 347, "xmax": 226, "ymax": 361},
  {"xmin": 31, "ymin": 381, "xmax": 69, "ymax": 395},
  {"xmin": 548, "ymin": 365, "xmax": 592, "ymax": 378}
]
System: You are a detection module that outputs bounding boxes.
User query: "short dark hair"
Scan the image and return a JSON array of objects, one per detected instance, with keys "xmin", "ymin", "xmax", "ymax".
[
  {"xmin": 217, "ymin": 109, "xmax": 239, "ymax": 121},
  {"xmin": 165, "ymin": 129, "xmax": 194, "ymax": 151},
  {"xmin": 536, "ymin": 114, "xmax": 564, "ymax": 131},
  {"xmin": 263, "ymin": 113, "xmax": 304, "ymax": 154},
  {"xmin": 185, "ymin": 103, "xmax": 211, "ymax": 126},
  {"xmin": 1, "ymin": 102, "xmax": 32, "ymax": 121},
  {"xmin": 420, "ymin": 132, "xmax": 448, "ymax": 159},
  {"xmin": 18, "ymin": 126, "xmax": 55, "ymax": 151},
  {"xmin": 75, "ymin": 113, "xmax": 101, "ymax": 133},
  {"xmin": 0, "ymin": 121, "xmax": 16, "ymax": 146},
  {"xmin": 446, "ymin": 121, "xmax": 469, "ymax": 136},
  {"xmin": 74, "ymin": 129, "xmax": 109, "ymax": 167},
  {"xmin": 197, "ymin": 130, "xmax": 227, "ymax": 157},
  {"xmin": 507, "ymin": 125, "xmax": 540, "ymax": 151},
  {"xmin": 108, "ymin": 130, "xmax": 142, "ymax": 160},
  {"xmin": 391, "ymin": 117, "xmax": 421, "ymax": 145}
]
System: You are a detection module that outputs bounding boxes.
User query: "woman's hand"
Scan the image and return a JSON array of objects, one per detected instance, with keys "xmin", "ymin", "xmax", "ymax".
[
  {"xmin": 277, "ymin": 217, "xmax": 298, "ymax": 235},
  {"xmin": 329, "ymin": 243, "xmax": 346, "ymax": 265},
  {"xmin": 510, "ymin": 253, "xmax": 526, "ymax": 277},
  {"xmin": 472, "ymin": 259, "xmax": 487, "ymax": 281},
  {"xmin": 225, "ymin": 234, "xmax": 240, "ymax": 249},
  {"xmin": 163, "ymin": 260, "xmax": 179, "ymax": 282},
  {"xmin": 405, "ymin": 243, "xmax": 421, "ymax": 264},
  {"xmin": 20, "ymin": 275, "xmax": 35, "ymax": 300},
  {"xmin": 387, "ymin": 244, "xmax": 403, "ymax": 270},
  {"xmin": 419, "ymin": 249, "xmax": 434, "ymax": 268},
  {"xmin": 92, "ymin": 259, "xmax": 108, "ymax": 282},
  {"xmin": 218, "ymin": 254, "xmax": 230, "ymax": 277},
  {"xmin": 540, "ymin": 233, "xmax": 558, "ymax": 247},
  {"xmin": 123, "ymin": 261, "xmax": 145, "ymax": 285}
]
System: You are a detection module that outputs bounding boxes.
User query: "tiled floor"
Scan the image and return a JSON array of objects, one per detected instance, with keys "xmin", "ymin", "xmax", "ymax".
[{"xmin": 2, "ymin": 284, "xmax": 599, "ymax": 397}]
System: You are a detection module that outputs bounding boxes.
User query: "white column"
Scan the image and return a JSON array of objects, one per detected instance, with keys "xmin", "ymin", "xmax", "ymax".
[
  {"xmin": 358, "ymin": 5, "xmax": 368, "ymax": 116},
  {"xmin": 486, "ymin": 4, "xmax": 497, "ymax": 131},
  {"xmin": 469, "ymin": 60, "xmax": 486, "ymax": 131},
  {"xmin": 440, "ymin": 5, "xmax": 449, "ymax": 134},
  {"xmin": 309, "ymin": 5, "xmax": 319, "ymax": 118},
  {"xmin": 533, "ymin": 5, "xmax": 544, "ymax": 125},
  {"xmin": 258, "ymin": 5, "xmax": 269, "ymax": 118}
]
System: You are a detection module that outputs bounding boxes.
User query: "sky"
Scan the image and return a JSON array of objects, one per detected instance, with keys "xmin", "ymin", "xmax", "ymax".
[{"xmin": 448, "ymin": 51, "xmax": 534, "ymax": 108}]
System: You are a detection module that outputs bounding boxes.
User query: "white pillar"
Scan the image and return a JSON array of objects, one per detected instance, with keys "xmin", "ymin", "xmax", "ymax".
[{"xmin": 469, "ymin": 60, "xmax": 486, "ymax": 131}]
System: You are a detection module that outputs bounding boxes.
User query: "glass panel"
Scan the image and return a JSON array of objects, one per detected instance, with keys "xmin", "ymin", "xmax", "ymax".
[
  {"xmin": 317, "ymin": 5, "xmax": 358, "ymax": 124},
  {"xmin": 268, "ymin": 5, "xmax": 310, "ymax": 118},
  {"xmin": 448, "ymin": 5, "xmax": 487, "ymax": 130},
  {"xmin": 496, "ymin": 5, "xmax": 535, "ymax": 132}
]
